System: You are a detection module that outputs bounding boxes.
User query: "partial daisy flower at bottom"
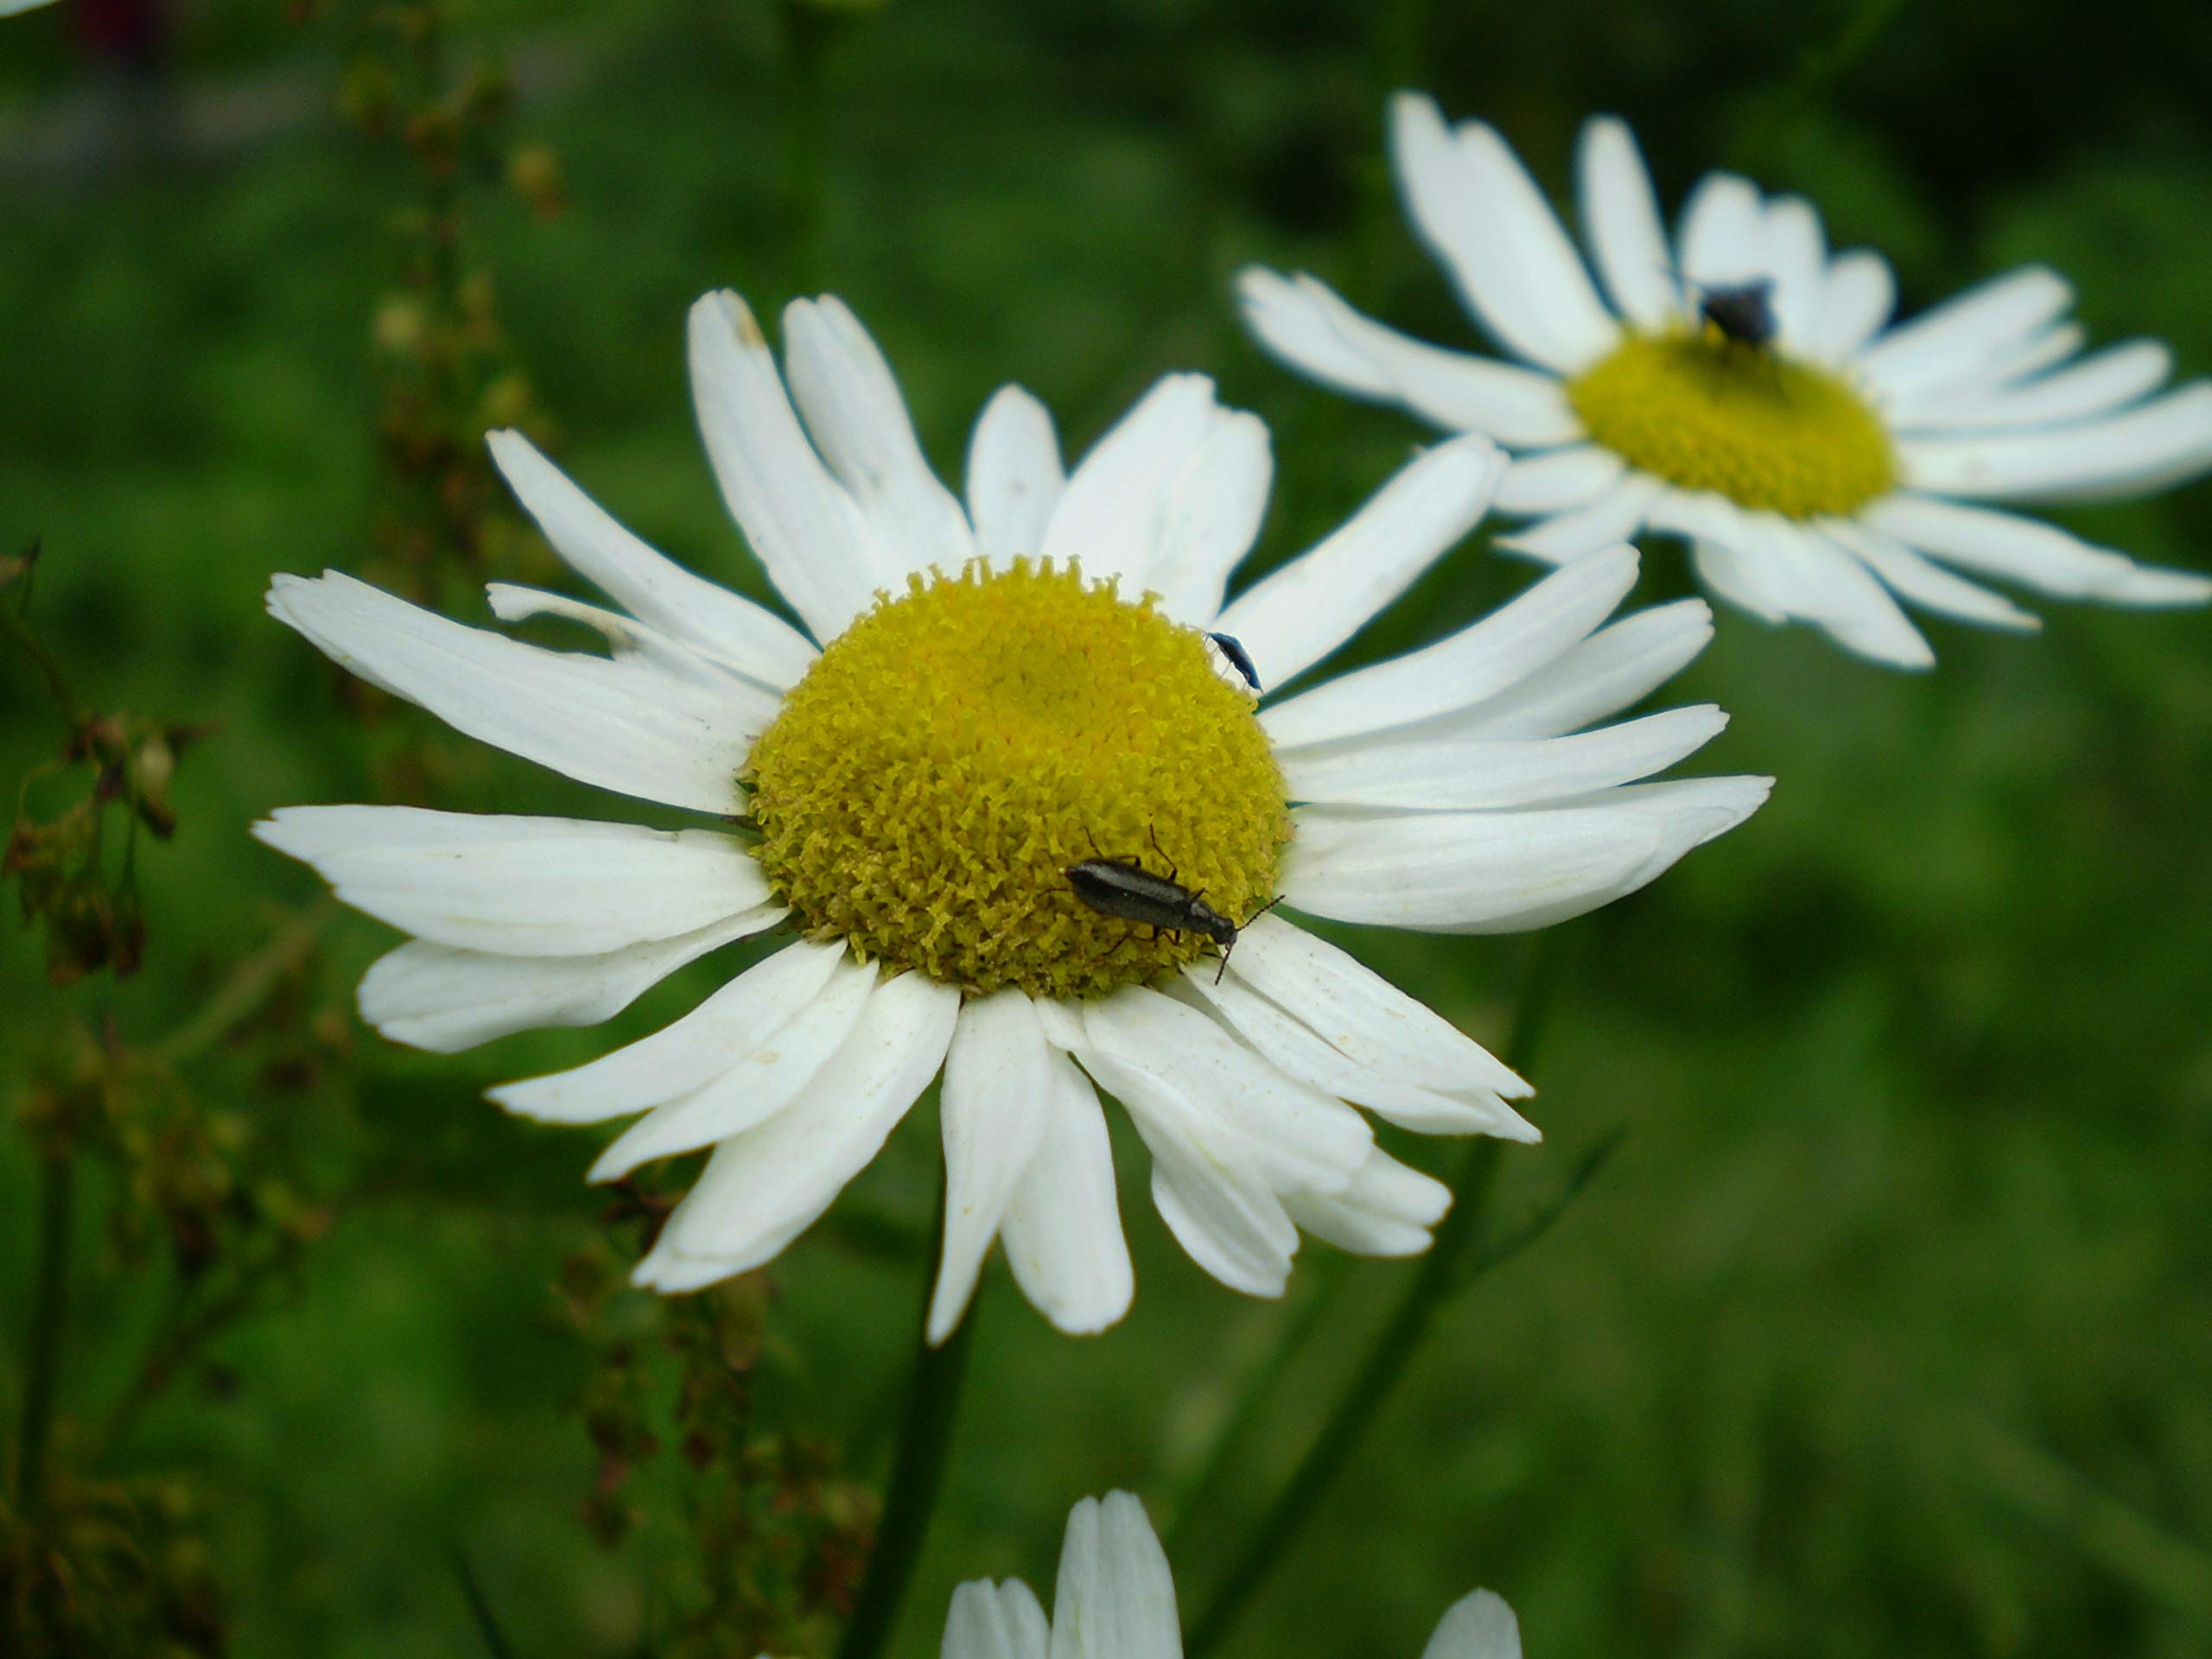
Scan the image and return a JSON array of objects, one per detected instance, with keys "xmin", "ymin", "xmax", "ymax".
[
  {"xmin": 1242, "ymin": 94, "xmax": 2212, "ymax": 668},
  {"xmin": 257, "ymin": 289, "xmax": 1768, "ymax": 1342},
  {"xmin": 944, "ymin": 1491, "xmax": 1523, "ymax": 1659}
]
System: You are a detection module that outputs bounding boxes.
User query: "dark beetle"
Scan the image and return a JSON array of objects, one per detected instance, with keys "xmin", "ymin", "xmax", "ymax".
[
  {"xmin": 1695, "ymin": 278, "xmax": 1777, "ymax": 349},
  {"xmin": 1066, "ymin": 838, "xmax": 1280, "ymax": 982},
  {"xmin": 1206, "ymin": 631, "xmax": 1262, "ymax": 693}
]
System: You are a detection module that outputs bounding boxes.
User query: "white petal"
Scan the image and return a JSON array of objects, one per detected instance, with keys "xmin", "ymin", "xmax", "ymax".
[
  {"xmin": 636, "ymin": 969, "xmax": 959, "ymax": 1284},
  {"xmin": 1762, "ymin": 195, "xmax": 1828, "ymax": 349},
  {"xmin": 1281, "ymin": 704, "xmax": 1730, "ymax": 810},
  {"xmin": 1283, "ymin": 776, "xmax": 1772, "ymax": 934},
  {"xmin": 1388, "ymin": 93, "xmax": 1605, "ymax": 374},
  {"xmin": 1182, "ymin": 967, "xmax": 1535, "ymax": 1138},
  {"xmin": 1281, "ymin": 1147, "xmax": 1452, "ymax": 1256},
  {"xmin": 1492, "ymin": 445, "xmax": 1626, "ymax": 515},
  {"xmin": 588, "ymin": 955, "xmax": 877, "ymax": 1180},
  {"xmin": 1808, "ymin": 250, "xmax": 1897, "ymax": 363},
  {"xmin": 967, "ymin": 385, "xmax": 1067, "ymax": 566},
  {"xmin": 486, "ymin": 429, "xmax": 817, "ymax": 689},
  {"xmin": 1655, "ymin": 497, "xmax": 1827, "ymax": 626},
  {"xmin": 1145, "ymin": 410, "xmax": 1274, "ymax": 626},
  {"xmin": 944, "ymin": 1580, "xmax": 1051, "ymax": 1659},
  {"xmin": 1493, "ymin": 474, "xmax": 1665, "ymax": 564},
  {"xmin": 1891, "ymin": 323, "xmax": 2091, "ymax": 424},
  {"xmin": 1817, "ymin": 518, "xmax": 2041, "ymax": 632},
  {"xmin": 1453, "ymin": 118, "xmax": 1620, "ymax": 370},
  {"xmin": 1223, "ymin": 913, "xmax": 1529, "ymax": 1099},
  {"xmin": 267, "ymin": 572, "xmax": 758, "ymax": 816},
  {"xmin": 255, "ymin": 806, "xmax": 768, "ymax": 957},
  {"xmin": 1261, "ymin": 548, "xmax": 1639, "ymax": 751},
  {"xmin": 1236, "ymin": 269, "xmax": 1582, "ymax": 446},
  {"xmin": 1422, "ymin": 1590, "xmax": 1524, "ymax": 1659},
  {"xmin": 1041, "ymin": 375, "xmax": 1222, "ymax": 593},
  {"xmin": 1448, "ymin": 599, "xmax": 1715, "ymax": 740},
  {"xmin": 1690, "ymin": 537, "xmax": 1789, "ymax": 624},
  {"xmin": 687, "ymin": 290, "xmax": 880, "ymax": 644},
  {"xmin": 484, "ymin": 583, "xmax": 746, "ymax": 695},
  {"xmin": 782, "ymin": 295, "xmax": 977, "ymax": 581},
  {"xmin": 1864, "ymin": 493, "xmax": 2212, "ymax": 605},
  {"xmin": 1211, "ymin": 434, "xmax": 1503, "ymax": 690},
  {"xmin": 1856, "ymin": 267, "xmax": 2073, "ymax": 404},
  {"xmin": 488, "ymin": 938, "xmax": 848, "ymax": 1123},
  {"xmin": 1677, "ymin": 173, "xmax": 1765, "ymax": 286},
  {"xmin": 1077, "ymin": 987, "xmax": 1371, "ymax": 1196},
  {"xmin": 1894, "ymin": 340, "xmax": 2173, "ymax": 433},
  {"xmin": 1146, "ymin": 1153, "xmax": 1299, "ymax": 1298},
  {"xmin": 1881, "ymin": 321, "xmax": 2093, "ymax": 424},
  {"xmin": 1030, "ymin": 997, "xmax": 1089, "ymax": 1054},
  {"xmin": 928, "ymin": 991, "xmax": 1056, "ymax": 1344},
  {"xmin": 1576, "ymin": 115, "xmax": 1679, "ymax": 332},
  {"xmin": 1236, "ymin": 265, "xmax": 1401, "ymax": 398},
  {"xmin": 1642, "ymin": 484, "xmax": 1749, "ymax": 552},
  {"xmin": 1970, "ymin": 323, "xmax": 2088, "ymax": 394},
  {"xmin": 1001, "ymin": 1052, "xmax": 1135, "ymax": 1337},
  {"xmin": 1754, "ymin": 516, "xmax": 1936, "ymax": 669},
  {"xmin": 1899, "ymin": 383, "xmax": 2212, "ymax": 505},
  {"xmin": 358, "ymin": 909, "xmax": 779, "ymax": 1054},
  {"xmin": 1048, "ymin": 1494, "xmax": 1181, "ymax": 1659}
]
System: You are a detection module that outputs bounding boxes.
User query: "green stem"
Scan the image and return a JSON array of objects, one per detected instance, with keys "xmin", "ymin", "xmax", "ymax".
[
  {"xmin": 1183, "ymin": 1141, "xmax": 1502, "ymax": 1659},
  {"xmin": 16, "ymin": 1151, "xmax": 76, "ymax": 1517},
  {"xmin": 149, "ymin": 900, "xmax": 334, "ymax": 1070},
  {"xmin": 92, "ymin": 1247, "xmax": 291, "ymax": 1460},
  {"xmin": 1162, "ymin": 1263, "xmax": 1341, "ymax": 1556},
  {"xmin": 1349, "ymin": 0, "xmax": 1434, "ymax": 301},
  {"xmin": 1181, "ymin": 930, "xmax": 1573, "ymax": 1659},
  {"xmin": 779, "ymin": 3, "xmax": 836, "ymax": 298},
  {"xmin": 1730, "ymin": 0, "xmax": 1911, "ymax": 171},
  {"xmin": 0, "ymin": 591, "xmax": 88, "ymax": 733},
  {"xmin": 836, "ymin": 1195, "xmax": 976, "ymax": 1659},
  {"xmin": 454, "ymin": 1546, "xmax": 522, "ymax": 1659}
]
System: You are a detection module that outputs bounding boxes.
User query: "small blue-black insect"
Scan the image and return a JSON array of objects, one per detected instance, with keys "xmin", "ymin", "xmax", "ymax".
[
  {"xmin": 1695, "ymin": 278, "xmax": 1777, "ymax": 349},
  {"xmin": 1065, "ymin": 832, "xmax": 1281, "ymax": 982},
  {"xmin": 1206, "ymin": 631, "xmax": 1262, "ymax": 692}
]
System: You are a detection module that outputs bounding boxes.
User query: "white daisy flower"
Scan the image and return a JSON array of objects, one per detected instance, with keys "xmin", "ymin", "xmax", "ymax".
[
  {"xmin": 942, "ymin": 1491, "xmax": 1522, "ymax": 1659},
  {"xmin": 257, "ymin": 289, "xmax": 1767, "ymax": 1341},
  {"xmin": 1240, "ymin": 94, "xmax": 2212, "ymax": 669}
]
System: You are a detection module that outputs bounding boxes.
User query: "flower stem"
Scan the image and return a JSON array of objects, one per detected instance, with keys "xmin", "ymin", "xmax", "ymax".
[
  {"xmin": 779, "ymin": 2, "xmax": 836, "ymax": 297},
  {"xmin": 836, "ymin": 1191, "xmax": 976, "ymax": 1659},
  {"xmin": 0, "ymin": 585, "xmax": 89, "ymax": 734},
  {"xmin": 16, "ymin": 1150, "xmax": 77, "ymax": 1518},
  {"xmin": 1730, "ymin": 0, "xmax": 1910, "ymax": 169},
  {"xmin": 1162, "ymin": 1263, "xmax": 1341, "ymax": 1556},
  {"xmin": 1182, "ymin": 930, "xmax": 1573, "ymax": 1659}
]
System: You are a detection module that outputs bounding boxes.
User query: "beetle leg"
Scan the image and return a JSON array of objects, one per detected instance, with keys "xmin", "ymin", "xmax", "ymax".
[{"xmin": 1147, "ymin": 823, "xmax": 1177, "ymax": 882}]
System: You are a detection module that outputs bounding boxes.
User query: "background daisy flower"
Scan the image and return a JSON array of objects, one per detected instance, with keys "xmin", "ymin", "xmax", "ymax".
[
  {"xmin": 257, "ymin": 289, "xmax": 1767, "ymax": 1343},
  {"xmin": 942, "ymin": 1491, "xmax": 1524, "ymax": 1659},
  {"xmin": 1240, "ymin": 93, "xmax": 2212, "ymax": 669}
]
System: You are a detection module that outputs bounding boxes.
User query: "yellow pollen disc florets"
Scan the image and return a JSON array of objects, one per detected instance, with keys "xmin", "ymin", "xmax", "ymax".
[
  {"xmin": 745, "ymin": 560, "xmax": 1289, "ymax": 1000},
  {"xmin": 1566, "ymin": 330, "xmax": 1897, "ymax": 518}
]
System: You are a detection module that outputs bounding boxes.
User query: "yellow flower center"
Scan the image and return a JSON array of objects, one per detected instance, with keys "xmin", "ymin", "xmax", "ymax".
[
  {"xmin": 745, "ymin": 561, "xmax": 1289, "ymax": 1000},
  {"xmin": 1566, "ymin": 331, "xmax": 1897, "ymax": 518}
]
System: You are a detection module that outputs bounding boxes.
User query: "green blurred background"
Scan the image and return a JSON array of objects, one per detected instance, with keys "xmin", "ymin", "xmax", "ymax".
[{"xmin": 3, "ymin": 0, "xmax": 2210, "ymax": 1655}]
